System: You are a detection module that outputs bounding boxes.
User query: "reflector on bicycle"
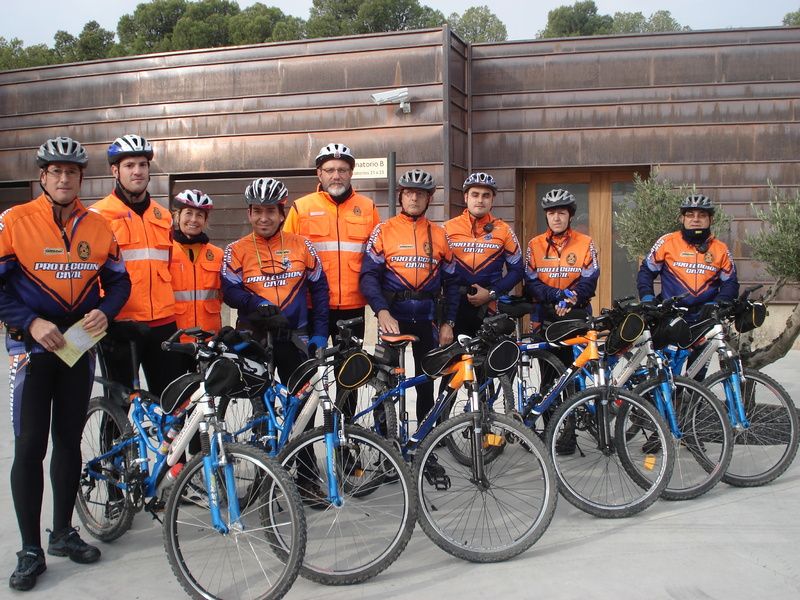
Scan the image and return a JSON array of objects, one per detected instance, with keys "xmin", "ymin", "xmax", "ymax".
[
  {"xmin": 160, "ymin": 372, "xmax": 203, "ymax": 414},
  {"xmin": 335, "ymin": 350, "xmax": 374, "ymax": 389}
]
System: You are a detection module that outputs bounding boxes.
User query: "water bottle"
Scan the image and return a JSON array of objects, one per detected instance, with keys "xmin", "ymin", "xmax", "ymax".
[
  {"xmin": 157, "ymin": 462, "xmax": 185, "ymax": 496},
  {"xmin": 157, "ymin": 425, "xmax": 182, "ymax": 456}
]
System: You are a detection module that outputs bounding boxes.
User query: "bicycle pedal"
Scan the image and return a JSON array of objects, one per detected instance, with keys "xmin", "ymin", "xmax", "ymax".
[
  {"xmin": 483, "ymin": 433, "xmax": 506, "ymax": 448},
  {"xmin": 423, "ymin": 462, "xmax": 451, "ymax": 491},
  {"xmin": 104, "ymin": 499, "xmax": 125, "ymax": 519}
]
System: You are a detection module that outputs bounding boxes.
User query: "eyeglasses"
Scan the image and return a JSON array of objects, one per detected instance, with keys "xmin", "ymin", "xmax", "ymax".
[
  {"xmin": 320, "ymin": 167, "xmax": 351, "ymax": 176},
  {"xmin": 401, "ymin": 189, "xmax": 429, "ymax": 198},
  {"xmin": 45, "ymin": 167, "xmax": 81, "ymax": 179}
]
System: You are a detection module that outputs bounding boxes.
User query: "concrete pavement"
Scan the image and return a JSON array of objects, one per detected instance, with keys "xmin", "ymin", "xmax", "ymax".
[{"xmin": 1, "ymin": 349, "xmax": 799, "ymax": 599}]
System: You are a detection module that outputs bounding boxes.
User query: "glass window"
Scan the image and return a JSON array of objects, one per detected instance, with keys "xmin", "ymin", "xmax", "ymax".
[{"xmin": 612, "ymin": 181, "xmax": 639, "ymax": 300}]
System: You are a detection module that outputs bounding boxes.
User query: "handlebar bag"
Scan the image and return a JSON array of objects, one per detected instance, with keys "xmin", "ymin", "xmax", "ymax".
[
  {"xmin": 605, "ymin": 312, "xmax": 646, "ymax": 356},
  {"xmin": 421, "ymin": 342, "xmax": 464, "ymax": 378},
  {"xmin": 650, "ymin": 314, "xmax": 691, "ymax": 349},
  {"xmin": 335, "ymin": 350, "xmax": 374, "ymax": 390},
  {"xmin": 204, "ymin": 357, "xmax": 246, "ymax": 397},
  {"xmin": 287, "ymin": 357, "xmax": 320, "ymax": 396},
  {"xmin": 485, "ymin": 338, "xmax": 521, "ymax": 377},
  {"xmin": 544, "ymin": 319, "xmax": 590, "ymax": 344},
  {"xmin": 160, "ymin": 372, "xmax": 203, "ymax": 414},
  {"xmin": 735, "ymin": 301, "xmax": 767, "ymax": 333}
]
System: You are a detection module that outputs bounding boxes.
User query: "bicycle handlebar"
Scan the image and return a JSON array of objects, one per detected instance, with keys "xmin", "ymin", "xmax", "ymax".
[
  {"xmin": 160, "ymin": 341, "xmax": 198, "ymax": 356},
  {"xmin": 335, "ymin": 317, "xmax": 364, "ymax": 330}
]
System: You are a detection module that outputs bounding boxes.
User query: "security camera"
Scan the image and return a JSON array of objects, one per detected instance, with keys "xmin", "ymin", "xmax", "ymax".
[{"xmin": 370, "ymin": 87, "xmax": 409, "ymax": 105}]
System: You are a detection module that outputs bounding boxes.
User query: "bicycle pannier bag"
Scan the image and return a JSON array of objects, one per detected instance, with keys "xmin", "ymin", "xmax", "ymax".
[
  {"xmin": 735, "ymin": 301, "xmax": 767, "ymax": 333},
  {"xmin": 605, "ymin": 312, "xmax": 646, "ymax": 356},
  {"xmin": 421, "ymin": 342, "xmax": 463, "ymax": 378},
  {"xmin": 485, "ymin": 338, "xmax": 521, "ymax": 377},
  {"xmin": 335, "ymin": 350, "xmax": 374, "ymax": 390},
  {"xmin": 287, "ymin": 357, "xmax": 319, "ymax": 396}
]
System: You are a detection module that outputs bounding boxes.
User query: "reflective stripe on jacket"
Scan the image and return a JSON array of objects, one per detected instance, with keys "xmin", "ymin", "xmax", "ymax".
[
  {"xmin": 170, "ymin": 240, "xmax": 223, "ymax": 339},
  {"xmin": 283, "ymin": 186, "xmax": 379, "ymax": 310},
  {"xmin": 360, "ymin": 213, "xmax": 459, "ymax": 323},
  {"xmin": 637, "ymin": 230, "xmax": 738, "ymax": 314},
  {"xmin": 90, "ymin": 192, "xmax": 175, "ymax": 322},
  {"xmin": 0, "ymin": 194, "xmax": 131, "ymax": 354}
]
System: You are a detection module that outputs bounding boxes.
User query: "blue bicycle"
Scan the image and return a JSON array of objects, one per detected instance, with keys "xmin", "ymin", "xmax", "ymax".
[{"xmin": 77, "ymin": 323, "xmax": 305, "ymax": 600}]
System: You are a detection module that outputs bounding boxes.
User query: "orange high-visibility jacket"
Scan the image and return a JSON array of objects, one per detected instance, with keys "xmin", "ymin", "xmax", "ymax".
[
  {"xmin": 90, "ymin": 192, "xmax": 175, "ymax": 322},
  {"xmin": 283, "ymin": 186, "xmax": 379, "ymax": 310},
  {"xmin": 170, "ymin": 240, "xmax": 223, "ymax": 338}
]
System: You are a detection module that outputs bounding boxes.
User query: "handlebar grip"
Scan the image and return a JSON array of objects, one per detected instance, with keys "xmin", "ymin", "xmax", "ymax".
[
  {"xmin": 161, "ymin": 341, "xmax": 197, "ymax": 356},
  {"xmin": 319, "ymin": 345, "xmax": 341, "ymax": 359},
  {"xmin": 335, "ymin": 317, "xmax": 364, "ymax": 330}
]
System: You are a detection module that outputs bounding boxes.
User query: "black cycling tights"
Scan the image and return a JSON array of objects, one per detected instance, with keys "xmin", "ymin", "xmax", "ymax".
[{"xmin": 10, "ymin": 351, "xmax": 93, "ymax": 549}]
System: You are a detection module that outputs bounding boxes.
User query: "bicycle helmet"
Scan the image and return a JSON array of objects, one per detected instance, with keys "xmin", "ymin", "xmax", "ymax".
[
  {"xmin": 398, "ymin": 169, "xmax": 435, "ymax": 191},
  {"xmin": 314, "ymin": 143, "xmax": 355, "ymax": 168},
  {"xmin": 462, "ymin": 172, "xmax": 497, "ymax": 193},
  {"xmin": 541, "ymin": 188, "xmax": 577, "ymax": 214},
  {"xmin": 680, "ymin": 193, "xmax": 715, "ymax": 215},
  {"xmin": 245, "ymin": 177, "xmax": 289, "ymax": 206},
  {"xmin": 174, "ymin": 189, "xmax": 213, "ymax": 211},
  {"xmin": 107, "ymin": 134, "xmax": 154, "ymax": 165},
  {"xmin": 36, "ymin": 136, "xmax": 88, "ymax": 168}
]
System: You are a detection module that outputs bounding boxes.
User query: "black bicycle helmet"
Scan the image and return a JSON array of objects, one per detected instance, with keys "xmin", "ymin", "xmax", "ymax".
[
  {"xmin": 245, "ymin": 177, "xmax": 289, "ymax": 206},
  {"xmin": 398, "ymin": 169, "xmax": 435, "ymax": 191},
  {"xmin": 36, "ymin": 136, "xmax": 88, "ymax": 168},
  {"xmin": 107, "ymin": 134, "xmax": 154, "ymax": 165},
  {"xmin": 462, "ymin": 172, "xmax": 497, "ymax": 193},
  {"xmin": 541, "ymin": 189, "xmax": 577, "ymax": 214},
  {"xmin": 680, "ymin": 193, "xmax": 715, "ymax": 215},
  {"xmin": 314, "ymin": 143, "xmax": 356, "ymax": 168}
]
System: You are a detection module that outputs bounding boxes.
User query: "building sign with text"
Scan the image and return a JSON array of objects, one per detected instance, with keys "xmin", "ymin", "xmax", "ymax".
[{"xmin": 353, "ymin": 157, "xmax": 388, "ymax": 179}]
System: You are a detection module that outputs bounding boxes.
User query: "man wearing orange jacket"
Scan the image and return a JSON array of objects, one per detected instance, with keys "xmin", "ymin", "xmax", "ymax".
[
  {"xmin": 445, "ymin": 172, "xmax": 523, "ymax": 336},
  {"xmin": 1, "ymin": 137, "xmax": 130, "ymax": 591},
  {"xmin": 91, "ymin": 134, "xmax": 187, "ymax": 396},
  {"xmin": 283, "ymin": 143, "xmax": 379, "ymax": 344},
  {"xmin": 169, "ymin": 189, "xmax": 223, "ymax": 342},
  {"xmin": 360, "ymin": 169, "xmax": 459, "ymax": 423}
]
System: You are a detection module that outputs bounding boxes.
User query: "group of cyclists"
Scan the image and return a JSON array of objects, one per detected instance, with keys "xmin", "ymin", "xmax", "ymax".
[{"xmin": 0, "ymin": 133, "xmax": 738, "ymax": 591}]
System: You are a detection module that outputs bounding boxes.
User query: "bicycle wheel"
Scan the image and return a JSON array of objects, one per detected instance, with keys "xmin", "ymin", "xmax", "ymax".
[
  {"xmin": 75, "ymin": 397, "xmax": 136, "ymax": 542},
  {"xmin": 546, "ymin": 388, "xmax": 674, "ymax": 518},
  {"xmin": 277, "ymin": 425, "xmax": 415, "ymax": 585},
  {"xmin": 163, "ymin": 442, "xmax": 305, "ymax": 600},
  {"xmin": 342, "ymin": 379, "xmax": 398, "ymax": 439},
  {"xmin": 416, "ymin": 412, "xmax": 557, "ymax": 562},
  {"xmin": 442, "ymin": 381, "xmax": 509, "ymax": 466},
  {"xmin": 704, "ymin": 368, "xmax": 799, "ymax": 487},
  {"xmin": 502, "ymin": 350, "xmax": 567, "ymax": 414},
  {"xmin": 633, "ymin": 375, "xmax": 733, "ymax": 500},
  {"xmin": 218, "ymin": 395, "xmax": 271, "ymax": 450}
]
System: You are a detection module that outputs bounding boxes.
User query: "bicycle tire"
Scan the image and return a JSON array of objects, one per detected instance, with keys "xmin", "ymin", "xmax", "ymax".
[
  {"xmin": 277, "ymin": 425, "xmax": 415, "ymax": 585},
  {"xmin": 342, "ymin": 380, "xmax": 398, "ymax": 440},
  {"xmin": 704, "ymin": 368, "xmax": 799, "ymax": 487},
  {"xmin": 546, "ymin": 388, "xmax": 675, "ymax": 518},
  {"xmin": 415, "ymin": 412, "xmax": 558, "ymax": 562},
  {"xmin": 75, "ymin": 397, "xmax": 136, "ymax": 542},
  {"xmin": 502, "ymin": 349, "xmax": 568, "ymax": 415},
  {"xmin": 441, "ymin": 383, "xmax": 507, "ymax": 466},
  {"xmin": 633, "ymin": 375, "xmax": 733, "ymax": 501},
  {"xmin": 217, "ymin": 395, "xmax": 272, "ymax": 450},
  {"xmin": 163, "ymin": 442, "xmax": 305, "ymax": 600}
]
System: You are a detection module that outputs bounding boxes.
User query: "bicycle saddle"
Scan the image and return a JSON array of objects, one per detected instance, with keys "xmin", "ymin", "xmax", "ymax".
[{"xmin": 380, "ymin": 333, "xmax": 419, "ymax": 348}]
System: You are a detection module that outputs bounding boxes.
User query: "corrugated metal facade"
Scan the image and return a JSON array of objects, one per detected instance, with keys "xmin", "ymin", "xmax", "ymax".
[{"xmin": 1, "ymin": 26, "xmax": 798, "ymax": 302}]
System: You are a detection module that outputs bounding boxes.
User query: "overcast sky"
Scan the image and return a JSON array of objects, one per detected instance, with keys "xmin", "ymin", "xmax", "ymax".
[{"xmin": 3, "ymin": 0, "xmax": 798, "ymax": 47}]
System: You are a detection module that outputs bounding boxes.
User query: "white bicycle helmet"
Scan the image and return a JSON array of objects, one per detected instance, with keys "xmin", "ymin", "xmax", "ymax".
[
  {"xmin": 315, "ymin": 143, "xmax": 355, "ymax": 168},
  {"xmin": 36, "ymin": 136, "xmax": 88, "ymax": 168},
  {"xmin": 107, "ymin": 134, "xmax": 154, "ymax": 165},
  {"xmin": 245, "ymin": 177, "xmax": 289, "ymax": 206},
  {"xmin": 541, "ymin": 188, "xmax": 577, "ymax": 213},
  {"xmin": 398, "ymin": 169, "xmax": 435, "ymax": 191},
  {"xmin": 680, "ymin": 193, "xmax": 715, "ymax": 215},
  {"xmin": 174, "ymin": 189, "xmax": 213, "ymax": 211},
  {"xmin": 462, "ymin": 172, "xmax": 497, "ymax": 193}
]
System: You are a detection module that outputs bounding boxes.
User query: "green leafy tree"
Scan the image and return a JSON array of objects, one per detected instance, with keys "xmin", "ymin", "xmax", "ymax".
[
  {"xmin": 117, "ymin": 0, "xmax": 188, "ymax": 54},
  {"xmin": 739, "ymin": 186, "xmax": 800, "ymax": 367},
  {"xmin": 75, "ymin": 21, "xmax": 117, "ymax": 61},
  {"xmin": 538, "ymin": 1, "xmax": 613, "ymax": 38},
  {"xmin": 0, "ymin": 37, "xmax": 54, "ymax": 70},
  {"xmin": 272, "ymin": 17, "xmax": 306, "ymax": 41},
  {"xmin": 306, "ymin": 0, "xmax": 363, "ymax": 38},
  {"xmin": 783, "ymin": 10, "xmax": 800, "ymax": 26},
  {"xmin": 646, "ymin": 10, "xmax": 690, "ymax": 33},
  {"xmin": 306, "ymin": 0, "xmax": 443, "ymax": 38},
  {"xmin": 448, "ymin": 5, "xmax": 508, "ymax": 43},
  {"xmin": 229, "ymin": 3, "xmax": 290, "ymax": 44},
  {"xmin": 171, "ymin": 0, "xmax": 240, "ymax": 50},
  {"xmin": 53, "ymin": 31, "xmax": 79, "ymax": 63},
  {"xmin": 611, "ymin": 10, "xmax": 689, "ymax": 34}
]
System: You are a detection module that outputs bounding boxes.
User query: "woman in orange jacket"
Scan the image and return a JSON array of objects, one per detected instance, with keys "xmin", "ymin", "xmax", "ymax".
[{"xmin": 169, "ymin": 189, "xmax": 223, "ymax": 341}]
